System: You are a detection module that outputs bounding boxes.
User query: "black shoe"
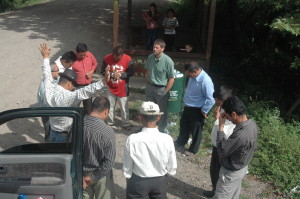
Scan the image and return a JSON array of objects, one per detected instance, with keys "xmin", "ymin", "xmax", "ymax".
[
  {"xmin": 174, "ymin": 142, "xmax": 185, "ymax": 153},
  {"xmin": 203, "ymin": 190, "xmax": 215, "ymax": 198}
]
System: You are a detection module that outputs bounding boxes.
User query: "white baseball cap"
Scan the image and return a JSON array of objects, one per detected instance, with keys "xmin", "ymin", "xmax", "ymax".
[{"xmin": 139, "ymin": 101, "xmax": 164, "ymax": 115}]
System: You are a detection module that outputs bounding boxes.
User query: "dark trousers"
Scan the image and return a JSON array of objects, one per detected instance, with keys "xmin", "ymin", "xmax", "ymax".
[
  {"xmin": 77, "ymin": 84, "xmax": 93, "ymax": 115},
  {"xmin": 175, "ymin": 106, "xmax": 205, "ymax": 153},
  {"xmin": 126, "ymin": 173, "xmax": 167, "ymax": 199},
  {"xmin": 164, "ymin": 34, "xmax": 175, "ymax": 52},
  {"xmin": 210, "ymin": 146, "xmax": 221, "ymax": 191},
  {"xmin": 41, "ymin": 116, "xmax": 50, "ymax": 142},
  {"xmin": 83, "ymin": 98, "xmax": 92, "ymax": 115},
  {"xmin": 146, "ymin": 29, "xmax": 158, "ymax": 51}
]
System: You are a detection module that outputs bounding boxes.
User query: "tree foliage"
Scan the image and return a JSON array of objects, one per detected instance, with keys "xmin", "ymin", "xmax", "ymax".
[{"xmin": 206, "ymin": 0, "xmax": 300, "ymax": 117}]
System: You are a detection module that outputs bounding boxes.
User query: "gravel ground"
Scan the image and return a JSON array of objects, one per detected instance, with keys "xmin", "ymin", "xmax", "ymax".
[
  {"xmin": 0, "ymin": 0, "xmax": 274, "ymax": 198},
  {"xmin": 111, "ymin": 92, "xmax": 274, "ymax": 199}
]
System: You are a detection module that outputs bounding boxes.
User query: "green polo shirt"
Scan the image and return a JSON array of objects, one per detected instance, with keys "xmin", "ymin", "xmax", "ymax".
[{"xmin": 144, "ymin": 53, "xmax": 175, "ymax": 86}]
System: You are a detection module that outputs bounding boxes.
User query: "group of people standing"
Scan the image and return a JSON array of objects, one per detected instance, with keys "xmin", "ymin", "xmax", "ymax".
[
  {"xmin": 37, "ymin": 37, "xmax": 258, "ymax": 199},
  {"xmin": 143, "ymin": 3, "xmax": 179, "ymax": 52}
]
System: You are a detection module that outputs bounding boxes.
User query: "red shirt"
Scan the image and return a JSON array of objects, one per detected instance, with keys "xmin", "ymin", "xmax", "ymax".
[
  {"xmin": 143, "ymin": 11, "xmax": 160, "ymax": 30},
  {"xmin": 72, "ymin": 51, "xmax": 98, "ymax": 85},
  {"xmin": 103, "ymin": 54, "xmax": 131, "ymax": 97}
]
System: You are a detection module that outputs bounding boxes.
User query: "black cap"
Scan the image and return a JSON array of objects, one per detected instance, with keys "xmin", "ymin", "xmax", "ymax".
[{"xmin": 59, "ymin": 69, "xmax": 78, "ymax": 86}]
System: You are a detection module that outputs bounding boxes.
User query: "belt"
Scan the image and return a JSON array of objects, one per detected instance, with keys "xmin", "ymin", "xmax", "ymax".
[
  {"xmin": 61, "ymin": 131, "xmax": 69, "ymax": 135},
  {"xmin": 148, "ymin": 83, "xmax": 165, "ymax": 88},
  {"xmin": 184, "ymin": 106, "xmax": 202, "ymax": 109}
]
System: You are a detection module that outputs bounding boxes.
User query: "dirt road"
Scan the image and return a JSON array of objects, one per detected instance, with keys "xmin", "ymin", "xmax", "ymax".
[{"xmin": 0, "ymin": 0, "xmax": 272, "ymax": 198}]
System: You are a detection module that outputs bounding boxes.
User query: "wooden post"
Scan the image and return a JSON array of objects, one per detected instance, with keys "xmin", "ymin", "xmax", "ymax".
[
  {"xmin": 126, "ymin": 0, "xmax": 132, "ymax": 49},
  {"xmin": 201, "ymin": 0, "xmax": 209, "ymax": 50},
  {"xmin": 113, "ymin": 0, "xmax": 119, "ymax": 48},
  {"xmin": 205, "ymin": 0, "xmax": 216, "ymax": 71}
]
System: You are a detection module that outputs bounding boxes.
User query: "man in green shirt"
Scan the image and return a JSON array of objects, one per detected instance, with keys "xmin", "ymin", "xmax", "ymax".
[{"xmin": 144, "ymin": 39, "xmax": 175, "ymax": 133}]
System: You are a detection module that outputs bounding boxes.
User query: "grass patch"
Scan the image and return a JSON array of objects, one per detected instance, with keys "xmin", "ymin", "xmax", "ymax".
[
  {"xmin": 129, "ymin": 87, "xmax": 145, "ymax": 94},
  {"xmin": 242, "ymin": 181, "xmax": 250, "ymax": 188},
  {"xmin": 239, "ymin": 195, "xmax": 249, "ymax": 199},
  {"xmin": 128, "ymin": 99, "xmax": 143, "ymax": 122}
]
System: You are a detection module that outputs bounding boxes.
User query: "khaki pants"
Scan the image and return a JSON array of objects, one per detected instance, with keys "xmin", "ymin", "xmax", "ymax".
[
  {"xmin": 106, "ymin": 89, "xmax": 130, "ymax": 127},
  {"xmin": 83, "ymin": 171, "xmax": 116, "ymax": 199}
]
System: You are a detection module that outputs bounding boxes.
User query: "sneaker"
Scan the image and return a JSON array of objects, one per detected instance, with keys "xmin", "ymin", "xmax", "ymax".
[{"xmin": 203, "ymin": 190, "xmax": 215, "ymax": 198}]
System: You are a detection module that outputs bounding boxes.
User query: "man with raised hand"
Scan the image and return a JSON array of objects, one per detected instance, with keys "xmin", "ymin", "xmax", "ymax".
[{"xmin": 38, "ymin": 43, "xmax": 109, "ymax": 143}]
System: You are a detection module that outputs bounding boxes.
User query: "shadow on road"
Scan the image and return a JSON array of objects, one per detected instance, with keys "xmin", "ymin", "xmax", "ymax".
[{"xmin": 0, "ymin": 0, "xmax": 116, "ymax": 60}]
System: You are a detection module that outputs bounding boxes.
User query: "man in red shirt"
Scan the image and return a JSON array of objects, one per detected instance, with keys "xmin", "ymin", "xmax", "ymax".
[
  {"xmin": 101, "ymin": 46, "xmax": 134, "ymax": 130},
  {"xmin": 72, "ymin": 43, "xmax": 98, "ymax": 114}
]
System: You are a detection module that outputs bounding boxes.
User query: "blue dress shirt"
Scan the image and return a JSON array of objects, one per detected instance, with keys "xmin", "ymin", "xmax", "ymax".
[{"xmin": 183, "ymin": 70, "xmax": 215, "ymax": 114}]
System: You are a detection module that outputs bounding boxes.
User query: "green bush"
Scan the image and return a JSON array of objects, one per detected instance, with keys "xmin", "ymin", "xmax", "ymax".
[
  {"xmin": 0, "ymin": 0, "xmax": 14, "ymax": 12},
  {"xmin": 0, "ymin": 0, "xmax": 43, "ymax": 12},
  {"xmin": 247, "ymin": 101, "xmax": 300, "ymax": 196}
]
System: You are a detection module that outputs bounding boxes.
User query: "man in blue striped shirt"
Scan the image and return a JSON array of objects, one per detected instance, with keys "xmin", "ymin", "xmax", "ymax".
[{"xmin": 175, "ymin": 62, "xmax": 215, "ymax": 155}]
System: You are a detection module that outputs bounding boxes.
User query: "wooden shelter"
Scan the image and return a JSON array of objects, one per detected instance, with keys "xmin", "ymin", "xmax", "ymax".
[{"xmin": 112, "ymin": 0, "xmax": 217, "ymax": 72}]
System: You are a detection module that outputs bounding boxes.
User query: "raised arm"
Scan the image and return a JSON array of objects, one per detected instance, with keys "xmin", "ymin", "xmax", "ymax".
[{"xmin": 38, "ymin": 43, "xmax": 53, "ymax": 83}]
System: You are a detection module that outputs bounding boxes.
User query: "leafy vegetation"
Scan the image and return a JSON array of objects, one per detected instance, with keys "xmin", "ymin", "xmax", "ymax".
[
  {"xmin": 167, "ymin": 99, "xmax": 300, "ymax": 196},
  {"xmin": 171, "ymin": 0, "xmax": 300, "ymax": 194},
  {"xmin": 172, "ymin": 0, "xmax": 300, "ymax": 118},
  {"xmin": 0, "ymin": 0, "xmax": 44, "ymax": 12},
  {"xmin": 247, "ymin": 100, "xmax": 300, "ymax": 197}
]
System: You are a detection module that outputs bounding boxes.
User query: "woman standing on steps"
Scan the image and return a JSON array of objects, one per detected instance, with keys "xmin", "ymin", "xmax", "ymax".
[{"xmin": 143, "ymin": 3, "xmax": 161, "ymax": 51}]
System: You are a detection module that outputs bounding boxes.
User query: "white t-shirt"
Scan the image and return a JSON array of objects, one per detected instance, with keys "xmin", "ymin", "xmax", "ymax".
[{"xmin": 211, "ymin": 109, "xmax": 236, "ymax": 147}]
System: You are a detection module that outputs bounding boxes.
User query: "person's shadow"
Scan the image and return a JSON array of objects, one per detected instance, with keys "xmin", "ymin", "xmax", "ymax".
[{"xmin": 0, "ymin": 103, "xmax": 45, "ymax": 151}]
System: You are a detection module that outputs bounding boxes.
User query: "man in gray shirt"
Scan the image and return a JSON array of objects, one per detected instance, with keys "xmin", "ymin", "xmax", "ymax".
[
  {"xmin": 213, "ymin": 96, "xmax": 258, "ymax": 199},
  {"xmin": 83, "ymin": 97, "xmax": 116, "ymax": 199}
]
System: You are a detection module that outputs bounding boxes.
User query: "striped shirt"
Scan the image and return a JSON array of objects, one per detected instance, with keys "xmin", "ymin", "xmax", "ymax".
[
  {"xmin": 41, "ymin": 58, "xmax": 105, "ymax": 132},
  {"xmin": 37, "ymin": 77, "xmax": 57, "ymax": 107},
  {"xmin": 83, "ymin": 115, "xmax": 116, "ymax": 182},
  {"xmin": 216, "ymin": 119, "xmax": 258, "ymax": 171},
  {"xmin": 162, "ymin": 17, "xmax": 179, "ymax": 35}
]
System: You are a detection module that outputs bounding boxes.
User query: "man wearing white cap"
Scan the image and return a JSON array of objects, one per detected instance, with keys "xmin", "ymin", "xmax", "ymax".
[{"xmin": 123, "ymin": 101, "xmax": 177, "ymax": 199}]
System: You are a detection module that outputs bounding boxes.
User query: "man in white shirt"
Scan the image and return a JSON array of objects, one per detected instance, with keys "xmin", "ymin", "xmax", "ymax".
[
  {"xmin": 37, "ymin": 51, "xmax": 76, "ymax": 142},
  {"xmin": 54, "ymin": 51, "xmax": 77, "ymax": 72},
  {"xmin": 38, "ymin": 43, "xmax": 110, "ymax": 143},
  {"xmin": 123, "ymin": 101, "xmax": 177, "ymax": 199}
]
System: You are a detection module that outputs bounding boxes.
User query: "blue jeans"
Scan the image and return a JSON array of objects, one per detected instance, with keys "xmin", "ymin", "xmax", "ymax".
[
  {"xmin": 50, "ymin": 128, "xmax": 68, "ymax": 143},
  {"xmin": 146, "ymin": 29, "xmax": 158, "ymax": 51}
]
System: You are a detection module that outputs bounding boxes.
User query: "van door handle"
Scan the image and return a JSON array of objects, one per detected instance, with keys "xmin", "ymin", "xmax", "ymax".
[{"xmin": 0, "ymin": 166, "xmax": 7, "ymax": 174}]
